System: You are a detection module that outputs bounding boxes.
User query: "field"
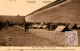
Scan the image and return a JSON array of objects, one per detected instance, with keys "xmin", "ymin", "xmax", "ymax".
[{"xmin": 0, "ymin": 25, "xmax": 80, "ymax": 46}]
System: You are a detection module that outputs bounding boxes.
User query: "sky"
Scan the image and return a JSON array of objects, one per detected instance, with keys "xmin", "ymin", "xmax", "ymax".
[{"xmin": 0, "ymin": 0, "xmax": 55, "ymax": 16}]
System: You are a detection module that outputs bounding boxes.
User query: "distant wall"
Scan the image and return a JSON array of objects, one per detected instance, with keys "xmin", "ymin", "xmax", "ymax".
[{"xmin": 0, "ymin": 15, "xmax": 25, "ymax": 24}]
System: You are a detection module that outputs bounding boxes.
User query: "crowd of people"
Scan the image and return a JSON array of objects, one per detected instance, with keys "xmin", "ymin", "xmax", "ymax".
[{"xmin": 0, "ymin": 18, "xmax": 9, "ymax": 31}]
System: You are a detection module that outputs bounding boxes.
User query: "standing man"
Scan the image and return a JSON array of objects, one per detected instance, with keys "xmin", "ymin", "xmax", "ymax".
[
  {"xmin": 24, "ymin": 21, "xmax": 30, "ymax": 32},
  {"xmin": 47, "ymin": 20, "xmax": 52, "ymax": 30},
  {"xmin": 4, "ymin": 18, "xmax": 9, "ymax": 28}
]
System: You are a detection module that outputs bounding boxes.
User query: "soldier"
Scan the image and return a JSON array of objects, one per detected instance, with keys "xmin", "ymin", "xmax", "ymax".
[
  {"xmin": 4, "ymin": 18, "xmax": 9, "ymax": 28},
  {"xmin": 47, "ymin": 20, "xmax": 53, "ymax": 30},
  {"xmin": 24, "ymin": 21, "xmax": 30, "ymax": 32},
  {"xmin": 47, "ymin": 22, "xmax": 51, "ymax": 30},
  {"xmin": 0, "ymin": 22, "xmax": 3, "ymax": 31}
]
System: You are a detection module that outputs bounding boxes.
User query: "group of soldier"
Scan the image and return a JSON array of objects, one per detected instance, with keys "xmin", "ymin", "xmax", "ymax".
[{"xmin": 0, "ymin": 18, "xmax": 9, "ymax": 31}]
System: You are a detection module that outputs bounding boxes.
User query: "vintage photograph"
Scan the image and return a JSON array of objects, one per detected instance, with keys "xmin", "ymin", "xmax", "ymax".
[{"xmin": 0, "ymin": 0, "xmax": 80, "ymax": 47}]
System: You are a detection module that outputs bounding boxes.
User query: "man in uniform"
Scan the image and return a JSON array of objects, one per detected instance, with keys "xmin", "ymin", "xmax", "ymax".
[
  {"xmin": 24, "ymin": 21, "xmax": 30, "ymax": 32},
  {"xmin": 4, "ymin": 18, "xmax": 9, "ymax": 28}
]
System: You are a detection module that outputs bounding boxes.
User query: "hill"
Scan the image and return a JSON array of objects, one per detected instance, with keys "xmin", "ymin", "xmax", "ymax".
[{"xmin": 25, "ymin": 0, "xmax": 80, "ymax": 24}]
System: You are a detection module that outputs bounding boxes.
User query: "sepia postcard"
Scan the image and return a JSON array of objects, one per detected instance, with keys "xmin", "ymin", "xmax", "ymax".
[{"xmin": 0, "ymin": 0, "xmax": 80, "ymax": 51}]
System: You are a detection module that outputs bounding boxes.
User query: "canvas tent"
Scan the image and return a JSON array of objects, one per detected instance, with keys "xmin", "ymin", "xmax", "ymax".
[
  {"xmin": 68, "ymin": 23, "xmax": 75, "ymax": 29},
  {"xmin": 71, "ymin": 23, "xmax": 77, "ymax": 29},
  {"xmin": 62, "ymin": 26, "xmax": 71, "ymax": 32},
  {"xmin": 68, "ymin": 23, "xmax": 77, "ymax": 29},
  {"xmin": 55, "ymin": 25, "xmax": 71, "ymax": 32}
]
